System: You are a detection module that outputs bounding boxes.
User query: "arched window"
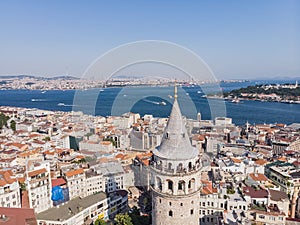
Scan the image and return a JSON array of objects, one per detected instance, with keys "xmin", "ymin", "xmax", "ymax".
[
  {"xmin": 169, "ymin": 210, "xmax": 173, "ymax": 217},
  {"xmin": 178, "ymin": 180, "xmax": 185, "ymax": 193},
  {"xmin": 156, "ymin": 177, "xmax": 162, "ymax": 191},
  {"xmin": 166, "ymin": 179, "xmax": 173, "ymax": 193},
  {"xmin": 188, "ymin": 162, "xmax": 192, "ymax": 171},
  {"xmin": 168, "ymin": 163, "xmax": 172, "ymax": 170},
  {"xmin": 188, "ymin": 178, "xmax": 196, "ymax": 192},
  {"xmin": 177, "ymin": 163, "xmax": 183, "ymax": 172}
]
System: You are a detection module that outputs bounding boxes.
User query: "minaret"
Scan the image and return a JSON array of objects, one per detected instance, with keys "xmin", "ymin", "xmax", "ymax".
[
  {"xmin": 197, "ymin": 112, "xmax": 201, "ymax": 122},
  {"xmin": 150, "ymin": 83, "xmax": 202, "ymax": 225}
]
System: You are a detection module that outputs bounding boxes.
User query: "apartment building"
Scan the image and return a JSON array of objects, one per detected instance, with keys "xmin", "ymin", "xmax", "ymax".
[
  {"xmin": 26, "ymin": 161, "xmax": 52, "ymax": 213},
  {"xmin": 0, "ymin": 170, "xmax": 21, "ymax": 208}
]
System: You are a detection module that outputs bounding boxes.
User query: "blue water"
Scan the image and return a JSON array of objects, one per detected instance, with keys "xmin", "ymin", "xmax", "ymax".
[{"xmin": 0, "ymin": 80, "xmax": 299, "ymax": 125}]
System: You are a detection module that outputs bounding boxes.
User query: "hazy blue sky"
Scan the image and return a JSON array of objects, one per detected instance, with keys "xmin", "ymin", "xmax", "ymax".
[{"xmin": 0, "ymin": 0, "xmax": 299, "ymax": 79}]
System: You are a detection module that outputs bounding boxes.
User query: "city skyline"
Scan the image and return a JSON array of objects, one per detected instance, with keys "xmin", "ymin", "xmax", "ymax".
[{"xmin": 0, "ymin": 0, "xmax": 299, "ymax": 80}]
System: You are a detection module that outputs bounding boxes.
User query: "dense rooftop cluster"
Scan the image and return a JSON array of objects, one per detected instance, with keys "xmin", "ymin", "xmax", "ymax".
[{"xmin": 0, "ymin": 105, "xmax": 299, "ymax": 224}]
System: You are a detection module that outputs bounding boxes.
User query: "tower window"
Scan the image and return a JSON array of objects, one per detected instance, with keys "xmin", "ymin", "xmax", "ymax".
[
  {"xmin": 180, "ymin": 203, "xmax": 183, "ymax": 206},
  {"xmin": 159, "ymin": 199, "xmax": 161, "ymax": 203},
  {"xmin": 169, "ymin": 210, "xmax": 173, "ymax": 217},
  {"xmin": 169, "ymin": 202, "xmax": 172, "ymax": 206},
  {"xmin": 191, "ymin": 209, "xmax": 194, "ymax": 215}
]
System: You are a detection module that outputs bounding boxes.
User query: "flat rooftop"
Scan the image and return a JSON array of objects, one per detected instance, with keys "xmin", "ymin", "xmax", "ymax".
[{"xmin": 37, "ymin": 192, "xmax": 107, "ymax": 222}]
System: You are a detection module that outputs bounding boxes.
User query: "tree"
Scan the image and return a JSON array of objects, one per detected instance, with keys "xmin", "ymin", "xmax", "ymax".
[
  {"xmin": 43, "ymin": 136, "xmax": 50, "ymax": 142},
  {"xmin": 129, "ymin": 207, "xmax": 151, "ymax": 225},
  {"xmin": 0, "ymin": 113, "xmax": 9, "ymax": 129},
  {"xmin": 95, "ymin": 218, "xmax": 107, "ymax": 225},
  {"xmin": 103, "ymin": 137, "xmax": 117, "ymax": 147},
  {"xmin": 10, "ymin": 120, "xmax": 16, "ymax": 131},
  {"xmin": 114, "ymin": 213, "xmax": 133, "ymax": 225}
]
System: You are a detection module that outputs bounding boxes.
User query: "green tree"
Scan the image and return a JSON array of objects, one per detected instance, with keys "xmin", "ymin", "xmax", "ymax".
[
  {"xmin": 103, "ymin": 137, "xmax": 116, "ymax": 147},
  {"xmin": 95, "ymin": 218, "xmax": 107, "ymax": 225},
  {"xmin": 114, "ymin": 213, "xmax": 133, "ymax": 225},
  {"xmin": 10, "ymin": 120, "xmax": 16, "ymax": 131},
  {"xmin": 129, "ymin": 207, "xmax": 151, "ymax": 225},
  {"xmin": 0, "ymin": 113, "xmax": 9, "ymax": 129},
  {"xmin": 43, "ymin": 136, "xmax": 50, "ymax": 142}
]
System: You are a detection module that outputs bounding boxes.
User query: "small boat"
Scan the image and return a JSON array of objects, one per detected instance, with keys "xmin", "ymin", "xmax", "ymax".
[
  {"xmin": 159, "ymin": 101, "xmax": 167, "ymax": 106},
  {"xmin": 57, "ymin": 103, "xmax": 65, "ymax": 106},
  {"xmin": 197, "ymin": 91, "xmax": 202, "ymax": 94}
]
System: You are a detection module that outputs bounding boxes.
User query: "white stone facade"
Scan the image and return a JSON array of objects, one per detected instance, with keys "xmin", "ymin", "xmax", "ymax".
[
  {"xmin": 26, "ymin": 162, "xmax": 52, "ymax": 213},
  {"xmin": 0, "ymin": 182, "xmax": 21, "ymax": 208}
]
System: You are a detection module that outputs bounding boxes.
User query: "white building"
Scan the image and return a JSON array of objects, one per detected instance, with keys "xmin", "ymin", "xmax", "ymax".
[
  {"xmin": 86, "ymin": 170, "xmax": 105, "ymax": 196},
  {"xmin": 64, "ymin": 168, "xmax": 86, "ymax": 200},
  {"xmin": 92, "ymin": 161, "xmax": 127, "ymax": 193},
  {"xmin": 26, "ymin": 161, "xmax": 52, "ymax": 213},
  {"xmin": 37, "ymin": 192, "xmax": 109, "ymax": 225},
  {"xmin": 0, "ymin": 170, "xmax": 21, "ymax": 208}
]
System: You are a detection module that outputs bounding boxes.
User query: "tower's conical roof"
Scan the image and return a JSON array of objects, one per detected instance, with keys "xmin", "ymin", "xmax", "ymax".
[{"xmin": 153, "ymin": 86, "xmax": 198, "ymax": 160}]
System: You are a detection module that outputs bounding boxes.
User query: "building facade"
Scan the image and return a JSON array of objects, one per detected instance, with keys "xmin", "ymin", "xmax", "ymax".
[{"xmin": 26, "ymin": 162, "xmax": 52, "ymax": 213}]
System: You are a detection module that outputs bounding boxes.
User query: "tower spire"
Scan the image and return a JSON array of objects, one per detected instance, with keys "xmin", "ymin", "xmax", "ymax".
[{"xmin": 174, "ymin": 79, "xmax": 178, "ymax": 100}]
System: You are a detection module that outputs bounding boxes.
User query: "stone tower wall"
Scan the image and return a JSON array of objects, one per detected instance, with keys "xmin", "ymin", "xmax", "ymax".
[{"xmin": 152, "ymin": 189, "xmax": 200, "ymax": 225}]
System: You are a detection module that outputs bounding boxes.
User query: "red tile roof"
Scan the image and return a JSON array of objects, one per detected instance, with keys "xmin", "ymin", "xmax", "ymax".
[
  {"xmin": 243, "ymin": 186, "xmax": 268, "ymax": 198},
  {"xmin": 65, "ymin": 168, "xmax": 84, "ymax": 177},
  {"xmin": 249, "ymin": 173, "xmax": 268, "ymax": 182},
  {"xmin": 21, "ymin": 190, "xmax": 30, "ymax": 208},
  {"xmin": 27, "ymin": 168, "xmax": 47, "ymax": 177},
  {"xmin": 0, "ymin": 171, "xmax": 16, "ymax": 187},
  {"xmin": 0, "ymin": 207, "xmax": 37, "ymax": 225},
  {"xmin": 51, "ymin": 178, "xmax": 66, "ymax": 187}
]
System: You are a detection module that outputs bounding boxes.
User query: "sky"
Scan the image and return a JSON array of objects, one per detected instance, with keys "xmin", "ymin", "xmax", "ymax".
[{"xmin": 0, "ymin": 0, "xmax": 299, "ymax": 80}]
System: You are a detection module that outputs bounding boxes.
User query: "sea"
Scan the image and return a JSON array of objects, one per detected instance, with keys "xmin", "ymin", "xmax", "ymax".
[{"xmin": 0, "ymin": 80, "xmax": 299, "ymax": 126}]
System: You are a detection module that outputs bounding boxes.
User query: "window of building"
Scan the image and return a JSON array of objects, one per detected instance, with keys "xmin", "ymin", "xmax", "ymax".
[
  {"xmin": 190, "ymin": 209, "xmax": 194, "ymax": 215},
  {"xmin": 269, "ymin": 216, "xmax": 275, "ymax": 221},
  {"xmin": 169, "ymin": 210, "xmax": 173, "ymax": 217},
  {"xmin": 169, "ymin": 202, "xmax": 172, "ymax": 206},
  {"xmin": 180, "ymin": 203, "xmax": 183, "ymax": 206}
]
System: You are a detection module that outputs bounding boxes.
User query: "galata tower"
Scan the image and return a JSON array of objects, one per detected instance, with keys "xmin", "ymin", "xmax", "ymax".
[{"xmin": 150, "ymin": 85, "xmax": 202, "ymax": 225}]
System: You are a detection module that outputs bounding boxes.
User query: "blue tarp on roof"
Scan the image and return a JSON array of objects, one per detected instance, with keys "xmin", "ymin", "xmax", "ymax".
[{"xmin": 51, "ymin": 186, "xmax": 64, "ymax": 201}]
